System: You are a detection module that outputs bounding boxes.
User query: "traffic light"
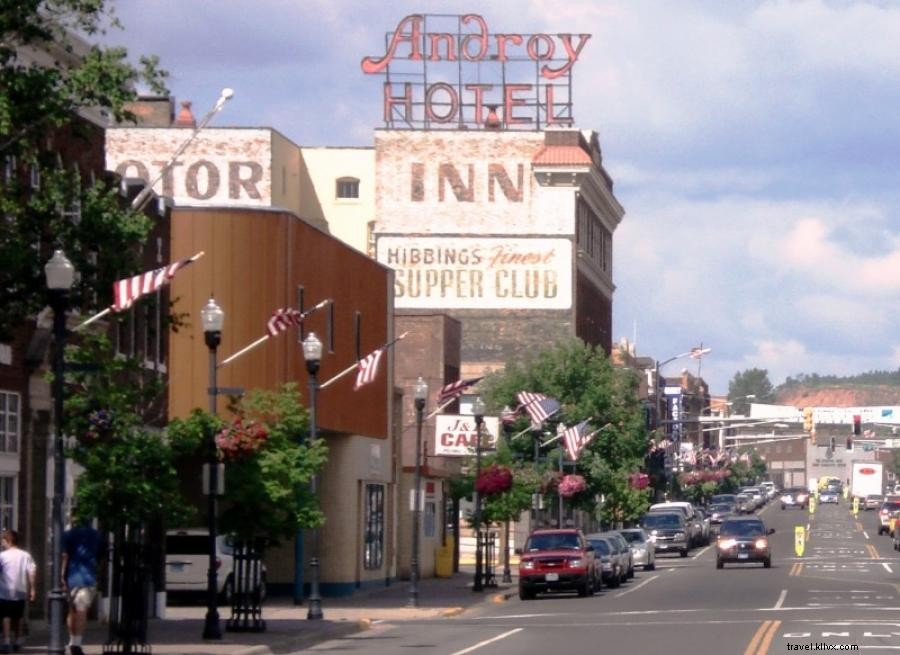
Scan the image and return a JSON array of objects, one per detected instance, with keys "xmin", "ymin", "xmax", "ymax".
[
  {"xmin": 846, "ymin": 436, "xmax": 854, "ymax": 451},
  {"xmin": 853, "ymin": 415, "xmax": 861, "ymax": 436},
  {"xmin": 803, "ymin": 407, "xmax": 814, "ymax": 432}
]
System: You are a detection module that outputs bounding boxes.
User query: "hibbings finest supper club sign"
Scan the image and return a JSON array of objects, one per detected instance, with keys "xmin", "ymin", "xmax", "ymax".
[
  {"xmin": 376, "ymin": 236, "xmax": 572, "ymax": 310},
  {"xmin": 361, "ymin": 14, "xmax": 590, "ymax": 129}
]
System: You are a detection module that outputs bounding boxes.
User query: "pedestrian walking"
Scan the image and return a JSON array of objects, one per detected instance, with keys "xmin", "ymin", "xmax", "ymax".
[
  {"xmin": 0, "ymin": 530, "xmax": 36, "ymax": 653},
  {"xmin": 62, "ymin": 520, "xmax": 104, "ymax": 655}
]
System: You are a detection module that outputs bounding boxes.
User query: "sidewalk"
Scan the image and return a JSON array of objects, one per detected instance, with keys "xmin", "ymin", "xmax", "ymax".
[{"xmin": 18, "ymin": 573, "xmax": 516, "ymax": 655}]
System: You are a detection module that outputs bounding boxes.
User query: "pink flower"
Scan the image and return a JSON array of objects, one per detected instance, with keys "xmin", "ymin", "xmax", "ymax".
[
  {"xmin": 475, "ymin": 464, "xmax": 513, "ymax": 496},
  {"xmin": 215, "ymin": 419, "xmax": 269, "ymax": 460},
  {"xmin": 558, "ymin": 474, "xmax": 587, "ymax": 498}
]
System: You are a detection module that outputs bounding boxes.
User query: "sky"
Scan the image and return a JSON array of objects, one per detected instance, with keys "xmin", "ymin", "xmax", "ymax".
[{"xmin": 103, "ymin": 0, "xmax": 900, "ymax": 395}]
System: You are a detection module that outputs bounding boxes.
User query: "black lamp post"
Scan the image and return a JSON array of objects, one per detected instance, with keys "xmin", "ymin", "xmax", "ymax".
[
  {"xmin": 302, "ymin": 332, "xmax": 324, "ymax": 620},
  {"xmin": 201, "ymin": 298, "xmax": 224, "ymax": 640},
  {"xmin": 45, "ymin": 250, "xmax": 74, "ymax": 655},
  {"xmin": 472, "ymin": 396, "xmax": 486, "ymax": 592},
  {"xmin": 409, "ymin": 376, "xmax": 428, "ymax": 607},
  {"xmin": 501, "ymin": 406, "xmax": 513, "ymax": 584}
]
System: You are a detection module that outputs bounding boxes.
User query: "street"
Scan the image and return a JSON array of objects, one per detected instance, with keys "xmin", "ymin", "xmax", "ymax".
[{"xmin": 303, "ymin": 501, "xmax": 900, "ymax": 654}]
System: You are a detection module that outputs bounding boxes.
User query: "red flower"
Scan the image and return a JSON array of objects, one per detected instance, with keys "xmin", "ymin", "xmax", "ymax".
[
  {"xmin": 215, "ymin": 418, "xmax": 269, "ymax": 460},
  {"xmin": 475, "ymin": 464, "xmax": 513, "ymax": 496},
  {"xmin": 558, "ymin": 474, "xmax": 587, "ymax": 498}
]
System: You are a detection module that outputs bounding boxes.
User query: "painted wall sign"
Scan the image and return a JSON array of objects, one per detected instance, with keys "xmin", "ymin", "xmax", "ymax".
[
  {"xmin": 434, "ymin": 414, "xmax": 500, "ymax": 457},
  {"xmin": 361, "ymin": 14, "xmax": 589, "ymax": 130},
  {"xmin": 106, "ymin": 129, "xmax": 272, "ymax": 207},
  {"xmin": 376, "ymin": 236, "xmax": 572, "ymax": 309}
]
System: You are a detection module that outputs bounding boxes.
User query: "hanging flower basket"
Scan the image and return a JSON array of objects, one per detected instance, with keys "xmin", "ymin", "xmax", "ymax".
[
  {"xmin": 80, "ymin": 409, "xmax": 114, "ymax": 445},
  {"xmin": 216, "ymin": 418, "xmax": 269, "ymax": 460},
  {"xmin": 558, "ymin": 474, "xmax": 587, "ymax": 498},
  {"xmin": 629, "ymin": 472, "xmax": 650, "ymax": 490},
  {"xmin": 474, "ymin": 464, "xmax": 513, "ymax": 496}
]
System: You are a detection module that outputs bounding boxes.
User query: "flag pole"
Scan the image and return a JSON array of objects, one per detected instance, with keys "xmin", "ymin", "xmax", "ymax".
[
  {"xmin": 72, "ymin": 251, "xmax": 206, "ymax": 332},
  {"xmin": 319, "ymin": 331, "xmax": 408, "ymax": 390},
  {"xmin": 424, "ymin": 398, "xmax": 455, "ymax": 421},
  {"xmin": 218, "ymin": 298, "xmax": 331, "ymax": 369}
]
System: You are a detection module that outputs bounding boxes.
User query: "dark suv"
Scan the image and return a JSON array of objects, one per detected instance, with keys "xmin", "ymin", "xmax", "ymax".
[
  {"xmin": 716, "ymin": 517, "xmax": 774, "ymax": 569},
  {"xmin": 517, "ymin": 528, "xmax": 596, "ymax": 600},
  {"xmin": 640, "ymin": 512, "xmax": 689, "ymax": 557}
]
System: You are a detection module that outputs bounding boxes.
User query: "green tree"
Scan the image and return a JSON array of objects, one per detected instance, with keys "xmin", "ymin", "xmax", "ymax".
[
  {"xmin": 0, "ymin": 0, "xmax": 168, "ymax": 337},
  {"xmin": 727, "ymin": 368, "xmax": 775, "ymax": 414},
  {"xmin": 482, "ymin": 338, "xmax": 652, "ymax": 525},
  {"xmin": 166, "ymin": 384, "xmax": 328, "ymax": 543}
]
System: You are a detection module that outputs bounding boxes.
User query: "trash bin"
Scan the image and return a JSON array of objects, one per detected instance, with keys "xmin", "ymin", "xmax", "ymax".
[{"xmin": 435, "ymin": 537, "xmax": 454, "ymax": 578}]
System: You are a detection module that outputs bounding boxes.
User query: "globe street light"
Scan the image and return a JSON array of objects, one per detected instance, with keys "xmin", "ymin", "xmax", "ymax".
[
  {"xmin": 302, "ymin": 332, "xmax": 324, "ymax": 620},
  {"xmin": 46, "ymin": 250, "xmax": 75, "ymax": 655},
  {"xmin": 409, "ymin": 376, "xmax": 428, "ymax": 607},
  {"xmin": 472, "ymin": 396, "xmax": 486, "ymax": 592},
  {"xmin": 200, "ymin": 297, "xmax": 224, "ymax": 640}
]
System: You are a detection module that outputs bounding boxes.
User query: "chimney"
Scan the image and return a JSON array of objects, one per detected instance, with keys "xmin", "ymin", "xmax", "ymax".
[{"xmin": 174, "ymin": 100, "xmax": 197, "ymax": 128}]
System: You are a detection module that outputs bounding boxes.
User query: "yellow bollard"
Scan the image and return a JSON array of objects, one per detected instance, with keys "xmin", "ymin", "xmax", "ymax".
[
  {"xmin": 809, "ymin": 496, "xmax": 816, "ymax": 514},
  {"xmin": 890, "ymin": 518, "xmax": 897, "ymax": 538},
  {"xmin": 852, "ymin": 497, "xmax": 860, "ymax": 516},
  {"xmin": 435, "ymin": 537, "xmax": 455, "ymax": 578},
  {"xmin": 794, "ymin": 525, "xmax": 805, "ymax": 557}
]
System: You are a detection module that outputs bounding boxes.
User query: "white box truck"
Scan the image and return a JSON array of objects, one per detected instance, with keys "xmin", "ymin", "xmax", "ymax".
[{"xmin": 850, "ymin": 461, "xmax": 884, "ymax": 501}]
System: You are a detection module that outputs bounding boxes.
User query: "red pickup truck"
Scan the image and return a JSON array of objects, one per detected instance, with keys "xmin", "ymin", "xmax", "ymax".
[{"xmin": 516, "ymin": 528, "xmax": 597, "ymax": 600}]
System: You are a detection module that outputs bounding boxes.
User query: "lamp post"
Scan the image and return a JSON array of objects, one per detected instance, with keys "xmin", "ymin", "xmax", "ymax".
[
  {"xmin": 302, "ymin": 332, "xmax": 324, "ymax": 620},
  {"xmin": 472, "ymin": 396, "xmax": 486, "ymax": 592},
  {"xmin": 409, "ymin": 376, "xmax": 428, "ymax": 607},
  {"xmin": 46, "ymin": 250, "xmax": 74, "ymax": 655},
  {"xmin": 200, "ymin": 298, "xmax": 224, "ymax": 640},
  {"xmin": 501, "ymin": 407, "xmax": 513, "ymax": 584}
]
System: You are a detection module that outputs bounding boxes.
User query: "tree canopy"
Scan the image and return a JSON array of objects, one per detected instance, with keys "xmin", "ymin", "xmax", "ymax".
[{"xmin": 727, "ymin": 368, "xmax": 775, "ymax": 414}]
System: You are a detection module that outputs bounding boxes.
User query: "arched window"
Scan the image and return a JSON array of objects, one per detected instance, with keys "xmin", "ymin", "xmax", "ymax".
[{"xmin": 336, "ymin": 176, "xmax": 359, "ymax": 199}]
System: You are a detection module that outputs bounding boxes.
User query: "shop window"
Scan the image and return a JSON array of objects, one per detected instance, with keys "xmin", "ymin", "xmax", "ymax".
[
  {"xmin": 336, "ymin": 177, "xmax": 359, "ymax": 199},
  {"xmin": 0, "ymin": 477, "xmax": 13, "ymax": 530},
  {"xmin": 424, "ymin": 501, "xmax": 436, "ymax": 538},
  {"xmin": 363, "ymin": 483, "xmax": 384, "ymax": 570}
]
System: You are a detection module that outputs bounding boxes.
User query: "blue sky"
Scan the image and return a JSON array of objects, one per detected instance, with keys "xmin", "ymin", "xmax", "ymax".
[{"xmin": 105, "ymin": 0, "xmax": 900, "ymax": 394}]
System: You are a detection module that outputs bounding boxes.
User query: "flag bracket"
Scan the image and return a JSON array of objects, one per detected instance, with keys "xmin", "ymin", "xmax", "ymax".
[{"xmin": 209, "ymin": 386, "xmax": 244, "ymax": 397}]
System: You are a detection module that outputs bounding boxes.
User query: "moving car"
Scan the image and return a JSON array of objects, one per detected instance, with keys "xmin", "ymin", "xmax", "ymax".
[
  {"xmin": 878, "ymin": 498, "xmax": 900, "ymax": 535},
  {"xmin": 517, "ymin": 528, "xmax": 597, "ymax": 600},
  {"xmin": 734, "ymin": 493, "xmax": 755, "ymax": 514},
  {"xmin": 641, "ymin": 512, "xmax": 690, "ymax": 557},
  {"xmin": 708, "ymin": 502, "xmax": 735, "ymax": 527},
  {"xmin": 166, "ymin": 529, "xmax": 267, "ymax": 603},
  {"xmin": 781, "ymin": 487, "xmax": 808, "ymax": 510},
  {"xmin": 716, "ymin": 517, "xmax": 774, "ymax": 569},
  {"xmin": 819, "ymin": 488, "xmax": 839, "ymax": 504},
  {"xmin": 618, "ymin": 527, "xmax": 656, "ymax": 571},
  {"xmin": 865, "ymin": 494, "xmax": 884, "ymax": 510},
  {"xmin": 648, "ymin": 502, "xmax": 702, "ymax": 546}
]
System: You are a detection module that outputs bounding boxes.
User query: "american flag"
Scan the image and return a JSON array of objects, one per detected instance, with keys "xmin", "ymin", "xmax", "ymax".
[
  {"xmin": 516, "ymin": 391, "xmax": 560, "ymax": 425},
  {"xmin": 437, "ymin": 377, "xmax": 484, "ymax": 406},
  {"xmin": 112, "ymin": 253, "xmax": 201, "ymax": 312},
  {"xmin": 354, "ymin": 348, "xmax": 385, "ymax": 390},
  {"xmin": 562, "ymin": 420, "xmax": 598, "ymax": 460},
  {"xmin": 500, "ymin": 405, "xmax": 518, "ymax": 425},
  {"xmin": 266, "ymin": 308, "xmax": 303, "ymax": 336}
]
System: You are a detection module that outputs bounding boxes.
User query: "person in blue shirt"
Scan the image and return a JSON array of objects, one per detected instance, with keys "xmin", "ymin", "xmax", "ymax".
[{"xmin": 61, "ymin": 522, "xmax": 104, "ymax": 655}]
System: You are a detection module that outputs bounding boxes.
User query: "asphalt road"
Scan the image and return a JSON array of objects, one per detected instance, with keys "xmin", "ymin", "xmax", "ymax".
[{"xmin": 302, "ymin": 499, "xmax": 900, "ymax": 654}]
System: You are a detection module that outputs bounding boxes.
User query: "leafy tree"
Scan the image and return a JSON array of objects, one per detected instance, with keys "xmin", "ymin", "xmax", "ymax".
[
  {"xmin": 0, "ymin": 0, "xmax": 168, "ymax": 337},
  {"xmin": 727, "ymin": 368, "xmax": 775, "ymax": 414},
  {"xmin": 166, "ymin": 384, "xmax": 328, "ymax": 544},
  {"xmin": 481, "ymin": 338, "xmax": 652, "ymax": 525}
]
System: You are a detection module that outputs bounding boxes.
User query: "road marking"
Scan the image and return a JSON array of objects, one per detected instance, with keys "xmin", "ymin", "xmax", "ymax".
[
  {"xmin": 863, "ymin": 531, "xmax": 870, "ymax": 539},
  {"xmin": 773, "ymin": 589, "xmax": 787, "ymax": 609},
  {"xmin": 884, "ymin": 563, "xmax": 893, "ymax": 573},
  {"xmin": 867, "ymin": 544, "xmax": 879, "ymax": 559},
  {"xmin": 745, "ymin": 620, "xmax": 781, "ymax": 655},
  {"xmin": 692, "ymin": 544, "xmax": 712, "ymax": 559},
  {"xmin": 857, "ymin": 522, "xmax": 863, "ymax": 530},
  {"xmin": 448, "ymin": 628, "xmax": 523, "ymax": 655},
  {"xmin": 789, "ymin": 563, "xmax": 804, "ymax": 577},
  {"xmin": 614, "ymin": 574, "xmax": 659, "ymax": 598}
]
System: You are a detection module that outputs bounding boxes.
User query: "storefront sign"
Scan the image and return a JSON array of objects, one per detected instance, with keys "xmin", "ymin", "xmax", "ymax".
[
  {"xmin": 377, "ymin": 236, "xmax": 571, "ymax": 309},
  {"xmin": 434, "ymin": 414, "xmax": 500, "ymax": 457},
  {"xmin": 361, "ymin": 14, "xmax": 589, "ymax": 129}
]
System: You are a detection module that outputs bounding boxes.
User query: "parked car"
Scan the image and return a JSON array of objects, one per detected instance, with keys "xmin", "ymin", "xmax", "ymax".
[
  {"xmin": 734, "ymin": 493, "xmax": 755, "ymax": 514},
  {"xmin": 710, "ymin": 494, "xmax": 737, "ymax": 506},
  {"xmin": 585, "ymin": 534, "xmax": 624, "ymax": 588},
  {"xmin": 780, "ymin": 487, "xmax": 808, "ymax": 510},
  {"xmin": 865, "ymin": 494, "xmax": 884, "ymax": 510},
  {"xmin": 759, "ymin": 481, "xmax": 777, "ymax": 500},
  {"xmin": 694, "ymin": 508, "xmax": 711, "ymax": 545},
  {"xmin": 166, "ymin": 529, "xmax": 267, "ymax": 603},
  {"xmin": 602, "ymin": 531, "xmax": 634, "ymax": 579},
  {"xmin": 715, "ymin": 517, "xmax": 774, "ymax": 569},
  {"xmin": 640, "ymin": 511, "xmax": 689, "ymax": 557},
  {"xmin": 618, "ymin": 527, "xmax": 656, "ymax": 571},
  {"xmin": 648, "ymin": 502, "xmax": 701, "ymax": 546},
  {"xmin": 517, "ymin": 528, "xmax": 597, "ymax": 600},
  {"xmin": 707, "ymin": 502, "xmax": 735, "ymax": 529},
  {"xmin": 739, "ymin": 486, "xmax": 765, "ymax": 510}
]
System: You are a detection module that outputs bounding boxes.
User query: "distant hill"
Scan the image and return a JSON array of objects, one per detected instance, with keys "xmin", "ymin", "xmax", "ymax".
[{"xmin": 776, "ymin": 385, "xmax": 900, "ymax": 408}]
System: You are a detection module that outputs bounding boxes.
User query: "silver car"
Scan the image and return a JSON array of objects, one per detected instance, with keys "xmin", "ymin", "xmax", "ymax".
[{"xmin": 618, "ymin": 527, "xmax": 655, "ymax": 571}]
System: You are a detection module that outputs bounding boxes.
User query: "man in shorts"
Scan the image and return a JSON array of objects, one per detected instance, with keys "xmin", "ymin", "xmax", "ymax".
[
  {"xmin": 62, "ymin": 521, "xmax": 103, "ymax": 655},
  {"xmin": 0, "ymin": 530, "xmax": 36, "ymax": 653}
]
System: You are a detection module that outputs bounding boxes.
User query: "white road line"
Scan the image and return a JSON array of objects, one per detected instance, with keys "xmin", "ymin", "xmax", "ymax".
[
  {"xmin": 692, "ymin": 545, "xmax": 712, "ymax": 559},
  {"xmin": 449, "ymin": 628, "xmax": 523, "ymax": 655},
  {"xmin": 774, "ymin": 589, "xmax": 787, "ymax": 609},
  {"xmin": 863, "ymin": 531, "xmax": 870, "ymax": 539},
  {"xmin": 614, "ymin": 574, "xmax": 660, "ymax": 598},
  {"xmin": 883, "ymin": 562, "xmax": 893, "ymax": 573}
]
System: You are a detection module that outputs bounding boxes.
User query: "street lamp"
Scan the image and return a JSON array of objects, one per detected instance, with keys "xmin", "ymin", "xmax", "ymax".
[
  {"xmin": 409, "ymin": 376, "xmax": 428, "ymax": 607},
  {"xmin": 46, "ymin": 250, "xmax": 75, "ymax": 655},
  {"xmin": 472, "ymin": 396, "xmax": 486, "ymax": 592},
  {"xmin": 501, "ymin": 407, "xmax": 513, "ymax": 584},
  {"xmin": 302, "ymin": 332, "xmax": 324, "ymax": 620},
  {"xmin": 200, "ymin": 297, "xmax": 224, "ymax": 640}
]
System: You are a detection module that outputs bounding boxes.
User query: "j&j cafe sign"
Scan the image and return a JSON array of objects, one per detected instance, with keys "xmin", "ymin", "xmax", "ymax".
[
  {"xmin": 434, "ymin": 414, "xmax": 500, "ymax": 457},
  {"xmin": 361, "ymin": 14, "xmax": 590, "ymax": 129}
]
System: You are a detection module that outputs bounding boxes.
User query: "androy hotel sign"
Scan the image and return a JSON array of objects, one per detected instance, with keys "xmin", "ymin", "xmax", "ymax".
[{"xmin": 361, "ymin": 14, "xmax": 590, "ymax": 129}]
